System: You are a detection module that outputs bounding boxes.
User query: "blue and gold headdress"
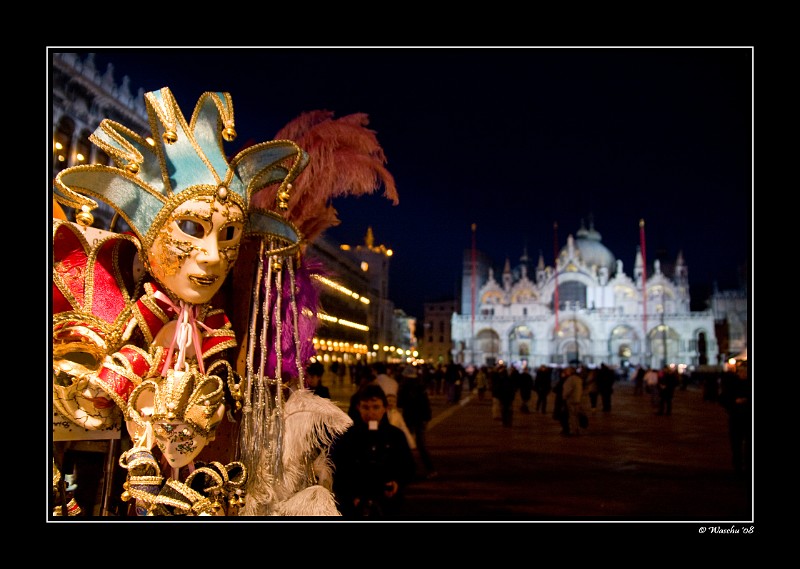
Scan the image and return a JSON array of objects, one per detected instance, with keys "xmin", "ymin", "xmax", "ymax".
[{"xmin": 54, "ymin": 86, "xmax": 307, "ymax": 261}]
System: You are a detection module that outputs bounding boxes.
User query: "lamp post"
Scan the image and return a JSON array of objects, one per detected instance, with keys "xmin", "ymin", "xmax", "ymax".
[{"xmin": 573, "ymin": 301, "xmax": 580, "ymax": 365}]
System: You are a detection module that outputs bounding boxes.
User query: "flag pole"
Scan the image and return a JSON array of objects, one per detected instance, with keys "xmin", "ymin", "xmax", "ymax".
[
  {"xmin": 471, "ymin": 223, "xmax": 477, "ymax": 363},
  {"xmin": 553, "ymin": 221, "xmax": 560, "ymax": 331},
  {"xmin": 640, "ymin": 219, "xmax": 648, "ymax": 363}
]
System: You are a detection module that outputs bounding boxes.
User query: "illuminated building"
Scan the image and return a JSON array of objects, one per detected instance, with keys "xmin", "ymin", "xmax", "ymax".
[
  {"xmin": 451, "ymin": 219, "xmax": 722, "ymax": 372},
  {"xmin": 338, "ymin": 227, "xmax": 415, "ymax": 362},
  {"xmin": 306, "ymin": 236, "xmax": 373, "ymax": 367}
]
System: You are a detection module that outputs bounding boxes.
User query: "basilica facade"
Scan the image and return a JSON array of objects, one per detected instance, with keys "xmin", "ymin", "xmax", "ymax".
[{"xmin": 451, "ymin": 221, "xmax": 718, "ymax": 372}]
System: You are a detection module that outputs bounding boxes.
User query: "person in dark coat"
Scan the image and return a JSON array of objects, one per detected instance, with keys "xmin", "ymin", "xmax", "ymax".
[
  {"xmin": 518, "ymin": 364, "xmax": 534, "ymax": 414},
  {"xmin": 493, "ymin": 364, "xmax": 519, "ymax": 427},
  {"xmin": 633, "ymin": 365, "xmax": 645, "ymax": 396},
  {"xmin": 552, "ymin": 370, "xmax": 568, "ymax": 432},
  {"xmin": 397, "ymin": 365, "xmax": 438, "ymax": 479},
  {"xmin": 534, "ymin": 365, "xmax": 552, "ymax": 414},
  {"xmin": 444, "ymin": 362, "xmax": 464, "ymax": 404},
  {"xmin": 596, "ymin": 363, "xmax": 616, "ymax": 412},
  {"xmin": 656, "ymin": 365, "xmax": 680, "ymax": 416},
  {"xmin": 329, "ymin": 384, "xmax": 416, "ymax": 518},
  {"xmin": 718, "ymin": 361, "xmax": 751, "ymax": 475}
]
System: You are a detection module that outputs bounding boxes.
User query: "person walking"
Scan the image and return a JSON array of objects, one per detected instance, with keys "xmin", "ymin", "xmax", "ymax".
[
  {"xmin": 534, "ymin": 365, "xmax": 552, "ymax": 414},
  {"xmin": 518, "ymin": 363, "xmax": 534, "ymax": 414},
  {"xmin": 656, "ymin": 365, "xmax": 679, "ymax": 416},
  {"xmin": 719, "ymin": 360, "xmax": 751, "ymax": 476},
  {"xmin": 397, "ymin": 365, "xmax": 438, "ymax": 480},
  {"xmin": 596, "ymin": 362, "xmax": 616, "ymax": 412},
  {"xmin": 517, "ymin": 362, "xmax": 533, "ymax": 415},
  {"xmin": 495, "ymin": 363, "xmax": 519, "ymax": 428},
  {"xmin": 632, "ymin": 365, "xmax": 645, "ymax": 396},
  {"xmin": 585, "ymin": 367, "xmax": 599, "ymax": 412},
  {"xmin": 372, "ymin": 361, "xmax": 398, "ymax": 405},
  {"xmin": 475, "ymin": 365, "xmax": 489, "ymax": 401},
  {"xmin": 444, "ymin": 362, "xmax": 464, "ymax": 404},
  {"xmin": 372, "ymin": 362, "xmax": 415, "ymax": 449},
  {"xmin": 552, "ymin": 369, "xmax": 567, "ymax": 431},
  {"xmin": 644, "ymin": 367, "xmax": 660, "ymax": 407},
  {"xmin": 329, "ymin": 384, "xmax": 416, "ymax": 519},
  {"xmin": 561, "ymin": 366, "xmax": 584, "ymax": 436},
  {"xmin": 433, "ymin": 363, "xmax": 445, "ymax": 396},
  {"xmin": 489, "ymin": 364, "xmax": 502, "ymax": 420}
]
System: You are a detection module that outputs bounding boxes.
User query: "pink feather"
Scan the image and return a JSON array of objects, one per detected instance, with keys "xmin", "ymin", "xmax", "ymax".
[{"xmin": 251, "ymin": 111, "xmax": 399, "ymax": 242}]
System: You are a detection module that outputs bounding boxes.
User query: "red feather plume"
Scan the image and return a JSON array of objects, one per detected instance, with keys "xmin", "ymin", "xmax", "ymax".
[{"xmin": 250, "ymin": 110, "xmax": 399, "ymax": 242}]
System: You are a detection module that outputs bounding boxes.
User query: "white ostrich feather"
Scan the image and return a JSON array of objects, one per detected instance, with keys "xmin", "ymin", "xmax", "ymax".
[
  {"xmin": 281, "ymin": 390, "xmax": 352, "ymax": 470},
  {"xmin": 313, "ymin": 451, "xmax": 335, "ymax": 491},
  {"xmin": 238, "ymin": 390, "xmax": 352, "ymax": 516},
  {"xmin": 271, "ymin": 484, "xmax": 341, "ymax": 517}
]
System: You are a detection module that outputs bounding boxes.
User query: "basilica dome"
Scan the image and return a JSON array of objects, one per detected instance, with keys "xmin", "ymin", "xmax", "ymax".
[{"xmin": 563, "ymin": 220, "xmax": 616, "ymax": 275}]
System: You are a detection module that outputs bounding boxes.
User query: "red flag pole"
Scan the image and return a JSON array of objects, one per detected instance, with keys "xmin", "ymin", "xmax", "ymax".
[
  {"xmin": 553, "ymin": 222, "xmax": 560, "ymax": 331},
  {"xmin": 640, "ymin": 219, "xmax": 648, "ymax": 357},
  {"xmin": 471, "ymin": 223, "xmax": 477, "ymax": 356}
]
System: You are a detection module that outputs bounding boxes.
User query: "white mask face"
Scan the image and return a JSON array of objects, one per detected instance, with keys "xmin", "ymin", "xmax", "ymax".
[
  {"xmin": 148, "ymin": 196, "xmax": 244, "ymax": 304},
  {"xmin": 153, "ymin": 419, "xmax": 210, "ymax": 469},
  {"xmin": 53, "ymin": 373, "xmax": 119, "ymax": 430}
]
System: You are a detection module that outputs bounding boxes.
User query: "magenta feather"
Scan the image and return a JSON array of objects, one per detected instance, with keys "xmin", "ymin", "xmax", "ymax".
[{"xmin": 256, "ymin": 255, "xmax": 324, "ymax": 379}]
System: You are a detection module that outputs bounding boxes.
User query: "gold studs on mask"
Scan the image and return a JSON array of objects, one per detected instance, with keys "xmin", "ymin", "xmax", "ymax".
[
  {"xmin": 277, "ymin": 183, "xmax": 292, "ymax": 210},
  {"xmin": 76, "ymin": 205, "xmax": 94, "ymax": 227},
  {"xmin": 222, "ymin": 127, "xmax": 237, "ymax": 142}
]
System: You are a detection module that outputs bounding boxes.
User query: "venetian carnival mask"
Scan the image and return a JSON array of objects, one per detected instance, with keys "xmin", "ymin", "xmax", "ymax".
[
  {"xmin": 53, "ymin": 321, "xmax": 119, "ymax": 430},
  {"xmin": 53, "ymin": 85, "xmax": 306, "ymax": 428},
  {"xmin": 53, "ymin": 87, "xmax": 308, "ymax": 303},
  {"xmin": 52, "ymin": 220, "xmax": 141, "ymax": 431},
  {"xmin": 148, "ymin": 195, "xmax": 244, "ymax": 305},
  {"xmin": 127, "ymin": 367, "xmax": 226, "ymax": 469},
  {"xmin": 152, "ymin": 418, "xmax": 216, "ymax": 469}
]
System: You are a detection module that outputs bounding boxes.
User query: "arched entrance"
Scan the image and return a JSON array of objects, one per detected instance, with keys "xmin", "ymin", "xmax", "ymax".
[
  {"xmin": 554, "ymin": 318, "xmax": 589, "ymax": 365},
  {"xmin": 508, "ymin": 325, "xmax": 533, "ymax": 366},
  {"xmin": 475, "ymin": 329, "xmax": 501, "ymax": 366},
  {"xmin": 609, "ymin": 324, "xmax": 641, "ymax": 368},
  {"xmin": 648, "ymin": 324, "xmax": 679, "ymax": 368}
]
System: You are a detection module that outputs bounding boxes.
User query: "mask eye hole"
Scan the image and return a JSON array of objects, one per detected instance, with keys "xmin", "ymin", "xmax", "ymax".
[
  {"xmin": 219, "ymin": 224, "xmax": 241, "ymax": 243},
  {"xmin": 63, "ymin": 350, "xmax": 101, "ymax": 368},
  {"xmin": 52, "ymin": 345, "xmax": 103, "ymax": 386},
  {"xmin": 177, "ymin": 219, "xmax": 205, "ymax": 238}
]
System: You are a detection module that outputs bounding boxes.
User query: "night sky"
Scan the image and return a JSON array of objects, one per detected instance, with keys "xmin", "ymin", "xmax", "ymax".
[{"xmin": 53, "ymin": 47, "xmax": 752, "ymax": 319}]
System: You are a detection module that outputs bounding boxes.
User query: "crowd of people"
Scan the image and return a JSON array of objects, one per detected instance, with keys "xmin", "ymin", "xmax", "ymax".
[{"xmin": 308, "ymin": 358, "xmax": 750, "ymax": 518}]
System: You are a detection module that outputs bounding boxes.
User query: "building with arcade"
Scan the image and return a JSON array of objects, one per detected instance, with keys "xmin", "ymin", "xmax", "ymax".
[{"xmin": 450, "ymin": 220, "xmax": 718, "ymax": 372}]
